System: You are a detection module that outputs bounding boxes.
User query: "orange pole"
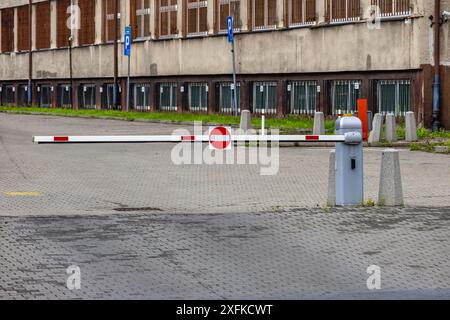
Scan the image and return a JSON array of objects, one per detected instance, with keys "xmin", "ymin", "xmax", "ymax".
[{"xmin": 357, "ymin": 99, "xmax": 368, "ymax": 141}]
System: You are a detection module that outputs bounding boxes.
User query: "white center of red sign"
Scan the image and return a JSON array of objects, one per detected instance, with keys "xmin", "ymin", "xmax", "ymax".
[{"xmin": 209, "ymin": 126, "xmax": 232, "ymax": 150}]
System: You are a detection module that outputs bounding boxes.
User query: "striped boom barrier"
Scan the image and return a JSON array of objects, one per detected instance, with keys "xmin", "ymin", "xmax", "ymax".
[{"xmin": 32, "ymin": 134, "xmax": 361, "ymax": 144}]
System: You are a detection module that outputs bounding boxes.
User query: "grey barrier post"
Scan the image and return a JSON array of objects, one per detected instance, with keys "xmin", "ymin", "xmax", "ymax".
[{"xmin": 335, "ymin": 117, "xmax": 364, "ymax": 206}]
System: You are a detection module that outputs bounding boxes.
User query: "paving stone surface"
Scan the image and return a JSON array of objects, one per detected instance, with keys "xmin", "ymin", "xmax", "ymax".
[
  {"xmin": 1, "ymin": 207, "xmax": 450, "ymax": 299},
  {"xmin": 0, "ymin": 114, "xmax": 449, "ymax": 299},
  {"xmin": 0, "ymin": 113, "xmax": 449, "ymax": 216}
]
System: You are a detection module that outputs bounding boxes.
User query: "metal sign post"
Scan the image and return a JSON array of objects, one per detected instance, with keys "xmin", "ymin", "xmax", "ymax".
[
  {"xmin": 227, "ymin": 16, "xmax": 238, "ymax": 117},
  {"xmin": 124, "ymin": 26, "xmax": 132, "ymax": 112}
]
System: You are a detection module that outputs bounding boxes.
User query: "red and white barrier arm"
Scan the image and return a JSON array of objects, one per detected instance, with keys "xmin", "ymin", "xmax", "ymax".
[{"xmin": 32, "ymin": 134, "xmax": 359, "ymax": 144}]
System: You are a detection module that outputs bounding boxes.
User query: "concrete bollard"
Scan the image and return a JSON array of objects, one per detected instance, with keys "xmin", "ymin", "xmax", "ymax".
[
  {"xmin": 405, "ymin": 111, "xmax": 418, "ymax": 142},
  {"xmin": 378, "ymin": 149, "xmax": 404, "ymax": 206},
  {"xmin": 368, "ymin": 113, "xmax": 383, "ymax": 144},
  {"xmin": 385, "ymin": 113, "xmax": 397, "ymax": 143},
  {"xmin": 239, "ymin": 110, "xmax": 252, "ymax": 131},
  {"xmin": 313, "ymin": 112, "xmax": 325, "ymax": 135},
  {"xmin": 327, "ymin": 150, "xmax": 336, "ymax": 207}
]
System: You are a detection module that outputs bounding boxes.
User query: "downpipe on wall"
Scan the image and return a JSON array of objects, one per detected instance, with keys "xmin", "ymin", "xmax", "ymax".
[{"xmin": 432, "ymin": 0, "xmax": 441, "ymax": 131}]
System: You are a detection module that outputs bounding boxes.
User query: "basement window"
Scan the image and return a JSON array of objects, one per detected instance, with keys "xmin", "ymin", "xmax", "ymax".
[
  {"xmin": 101, "ymin": 83, "xmax": 122, "ymax": 110},
  {"xmin": 79, "ymin": 84, "xmax": 96, "ymax": 109},
  {"xmin": 288, "ymin": 81, "xmax": 318, "ymax": 115},
  {"xmin": 377, "ymin": 80, "xmax": 411, "ymax": 116},
  {"xmin": 38, "ymin": 85, "xmax": 52, "ymax": 108},
  {"xmin": 252, "ymin": 82, "xmax": 277, "ymax": 114},
  {"xmin": 18, "ymin": 85, "xmax": 29, "ymax": 106},
  {"xmin": 159, "ymin": 83, "xmax": 178, "ymax": 111},
  {"xmin": 1, "ymin": 85, "xmax": 15, "ymax": 106},
  {"xmin": 133, "ymin": 83, "xmax": 151, "ymax": 111},
  {"xmin": 188, "ymin": 83, "xmax": 208, "ymax": 112},
  {"xmin": 57, "ymin": 85, "xmax": 72, "ymax": 108},
  {"xmin": 218, "ymin": 82, "xmax": 240, "ymax": 114},
  {"xmin": 330, "ymin": 80, "xmax": 361, "ymax": 115}
]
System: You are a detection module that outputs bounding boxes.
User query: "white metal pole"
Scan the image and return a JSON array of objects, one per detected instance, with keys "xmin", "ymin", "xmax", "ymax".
[{"xmin": 261, "ymin": 109, "xmax": 265, "ymax": 135}]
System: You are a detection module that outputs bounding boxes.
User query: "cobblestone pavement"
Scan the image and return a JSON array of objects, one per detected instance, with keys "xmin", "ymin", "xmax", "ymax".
[
  {"xmin": 0, "ymin": 113, "xmax": 449, "ymax": 215},
  {"xmin": 0, "ymin": 114, "xmax": 449, "ymax": 299},
  {"xmin": 1, "ymin": 207, "xmax": 449, "ymax": 299}
]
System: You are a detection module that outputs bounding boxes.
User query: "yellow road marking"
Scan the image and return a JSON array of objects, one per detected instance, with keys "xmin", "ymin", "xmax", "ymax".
[{"xmin": 4, "ymin": 192, "xmax": 42, "ymax": 197}]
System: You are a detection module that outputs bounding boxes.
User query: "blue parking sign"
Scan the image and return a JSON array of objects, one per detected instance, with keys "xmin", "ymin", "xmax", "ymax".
[
  {"xmin": 124, "ymin": 26, "xmax": 131, "ymax": 56},
  {"xmin": 227, "ymin": 16, "xmax": 233, "ymax": 43}
]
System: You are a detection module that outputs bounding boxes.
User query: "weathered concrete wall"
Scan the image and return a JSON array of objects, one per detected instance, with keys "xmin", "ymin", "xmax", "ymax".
[
  {"xmin": 0, "ymin": 17, "xmax": 434, "ymax": 79},
  {"xmin": 0, "ymin": 0, "xmax": 445, "ymax": 79}
]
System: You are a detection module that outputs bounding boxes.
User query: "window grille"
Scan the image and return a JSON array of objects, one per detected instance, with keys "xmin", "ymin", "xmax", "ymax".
[
  {"xmin": 288, "ymin": 0, "xmax": 316, "ymax": 27},
  {"xmin": 217, "ymin": 0, "xmax": 241, "ymax": 32},
  {"xmin": 253, "ymin": 0, "xmax": 277, "ymax": 30},
  {"xmin": 218, "ymin": 82, "xmax": 240, "ymax": 113},
  {"xmin": 101, "ymin": 84, "xmax": 122, "ymax": 110},
  {"xmin": 57, "ymin": 85, "xmax": 72, "ymax": 109},
  {"xmin": 159, "ymin": 83, "xmax": 178, "ymax": 111},
  {"xmin": 289, "ymin": 81, "xmax": 318, "ymax": 114},
  {"xmin": 132, "ymin": 83, "xmax": 151, "ymax": 111},
  {"xmin": 252, "ymin": 82, "xmax": 277, "ymax": 114},
  {"xmin": 188, "ymin": 83, "xmax": 208, "ymax": 112},
  {"xmin": 331, "ymin": 80, "xmax": 361, "ymax": 115},
  {"xmin": 371, "ymin": 0, "xmax": 410, "ymax": 17},
  {"xmin": 38, "ymin": 85, "xmax": 52, "ymax": 108},
  {"xmin": 377, "ymin": 80, "xmax": 411, "ymax": 116},
  {"xmin": 79, "ymin": 84, "xmax": 97, "ymax": 109}
]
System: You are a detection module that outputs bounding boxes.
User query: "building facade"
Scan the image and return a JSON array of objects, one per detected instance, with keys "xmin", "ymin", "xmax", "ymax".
[{"xmin": 0, "ymin": 0, "xmax": 449, "ymax": 128}]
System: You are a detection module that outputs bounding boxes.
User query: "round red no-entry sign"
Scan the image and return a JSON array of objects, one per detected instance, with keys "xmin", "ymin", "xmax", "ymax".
[{"xmin": 209, "ymin": 126, "xmax": 232, "ymax": 150}]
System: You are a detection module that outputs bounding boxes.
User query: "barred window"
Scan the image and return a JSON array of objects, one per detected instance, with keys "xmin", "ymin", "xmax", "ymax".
[
  {"xmin": 325, "ymin": 0, "xmax": 360, "ymax": 22},
  {"xmin": 18, "ymin": 85, "xmax": 29, "ymax": 106},
  {"xmin": 288, "ymin": 0, "xmax": 316, "ymax": 27},
  {"xmin": 218, "ymin": 82, "xmax": 240, "ymax": 113},
  {"xmin": 288, "ymin": 81, "xmax": 317, "ymax": 114},
  {"xmin": 371, "ymin": 0, "xmax": 410, "ymax": 17},
  {"xmin": 331, "ymin": 80, "xmax": 361, "ymax": 115},
  {"xmin": 101, "ymin": 84, "xmax": 122, "ymax": 110},
  {"xmin": 377, "ymin": 80, "xmax": 410, "ymax": 116},
  {"xmin": 79, "ymin": 84, "xmax": 97, "ymax": 109},
  {"xmin": 57, "ymin": 0, "xmax": 72, "ymax": 48},
  {"xmin": 252, "ymin": 0, "xmax": 277, "ymax": 30},
  {"xmin": 79, "ymin": 0, "xmax": 96, "ymax": 45},
  {"xmin": 159, "ymin": 0, "xmax": 178, "ymax": 37},
  {"xmin": 1, "ymin": 8, "xmax": 14, "ymax": 53},
  {"xmin": 1, "ymin": 85, "xmax": 15, "ymax": 105},
  {"xmin": 217, "ymin": 0, "xmax": 241, "ymax": 32},
  {"xmin": 132, "ymin": 0, "xmax": 151, "ymax": 38},
  {"xmin": 103, "ymin": 0, "xmax": 121, "ymax": 42},
  {"xmin": 159, "ymin": 83, "xmax": 178, "ymax": 111},
  {"xmin": 36, "ymin": 1, "xmax": 51, "ymax": 50},
  {"xmin": 187, "ymin": 0, "xmax": 208, "ymax": 35},
  {"xmin": 188, "ymin": 83, "xmax": 208, "ymax": 112},
  {"xmin": 57, "ymin": 84, "xmax": 72, "ymax": 108},
  {"xmin": 133, "ymin": 84, "xmax": 151, "ymax": 111},
  {"xmin": 252, "ymin": 82, "xmax": 277, "ymax": 114},
  {"xmin": 37, "ymin": 85, "xmax": 52, "ymax": 108},
  {"xmin": 17, "ymin": 6, "xmax": 30, "ymax": 52}
]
